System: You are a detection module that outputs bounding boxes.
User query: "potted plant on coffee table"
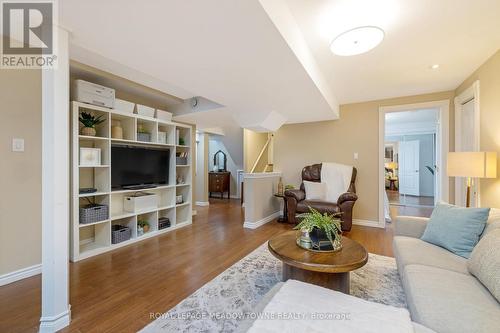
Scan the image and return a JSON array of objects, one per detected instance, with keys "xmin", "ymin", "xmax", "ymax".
[
  {"xmin": 79, "ymin": 112, "xmax": 105, "ymax": 137},
  {"xmin": 294, "ymin": 207, "xmax": 343, "ymax": 251}
]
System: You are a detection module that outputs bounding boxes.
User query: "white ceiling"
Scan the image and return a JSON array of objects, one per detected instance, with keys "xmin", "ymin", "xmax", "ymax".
[
  {"xmin": 285, "ymin": 0, "xmax": 500, "ymax": 104},
  {"xmin": 61, "ymin": 0, "xmax": 338, "ymax": 129},
  {"xmin": 385, "ymin": 108, "xmax": 438, "ymax": 136},
  {"xmin": 386, "ymin": 108, "xmax": 437, "ymax": 125},
  {"xmin": 62, "ymin": 0, "xmax": 500, "ymax": 131}
]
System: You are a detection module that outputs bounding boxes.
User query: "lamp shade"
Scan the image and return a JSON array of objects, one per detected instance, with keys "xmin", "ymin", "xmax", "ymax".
[
  {"xmin": 385, "ymin": 162, "xmax": 398, "ymax": 170},
  {"xmin": 447, "ymin": 152, "xmax": 497, "ymax": 178}
]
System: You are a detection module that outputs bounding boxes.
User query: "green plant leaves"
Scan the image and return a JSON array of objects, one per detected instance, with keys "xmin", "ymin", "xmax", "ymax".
[
  {"xmin": 294, "ymin": 207, "xmax": 342, "ymax": 245},
  {"xmin": 79, "ymin": 112, "xmax": 105, "ymax": 128}
]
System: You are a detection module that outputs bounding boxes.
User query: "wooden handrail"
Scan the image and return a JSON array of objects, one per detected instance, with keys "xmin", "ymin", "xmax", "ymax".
[{"xmin": 250, "ymin": 135, "xmax": 271, "ymax": 173}]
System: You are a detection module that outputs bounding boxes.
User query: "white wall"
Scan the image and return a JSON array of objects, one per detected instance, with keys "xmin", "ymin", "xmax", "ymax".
[
  {"xmin": 195, "ymin": 132, "xmax": 209, "ymax": 204},
  {"xmin": 0, "ymin": 69, "xmax": 42, "ymax": 280},
  {"xmin": 208, "ymin": 127, "xmax": 243, "ymax": 198}
]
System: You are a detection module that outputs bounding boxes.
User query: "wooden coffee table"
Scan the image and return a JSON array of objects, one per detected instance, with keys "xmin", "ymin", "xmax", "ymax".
[{"xmin": 268, "ymin": 231, "xmax": 368, "ymax": 294}]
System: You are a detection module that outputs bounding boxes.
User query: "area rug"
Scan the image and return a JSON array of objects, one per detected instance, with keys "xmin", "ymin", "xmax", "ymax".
[{"xmin": 141, "ymin": 243, "xmax": 406, "ymax": 333}]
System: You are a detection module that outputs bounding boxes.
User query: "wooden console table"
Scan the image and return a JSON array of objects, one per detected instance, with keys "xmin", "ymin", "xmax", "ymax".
[{"xmin": 209, "ymin": 171, "xmax": 230, "ymax": 199}]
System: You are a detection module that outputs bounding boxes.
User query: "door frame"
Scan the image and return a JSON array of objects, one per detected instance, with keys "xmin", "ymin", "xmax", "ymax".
[
  {"xmin": 454, "ymin": 81, "xmax": 480, "ymax": 206},
  {"xmin": 379, "ymin": 100, "xmax": 450, "ymax": 227}
]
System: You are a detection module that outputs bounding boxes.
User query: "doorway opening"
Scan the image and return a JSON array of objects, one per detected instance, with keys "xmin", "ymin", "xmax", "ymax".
[{"xmin": 379, "ymin": 100, "xmax": 450, "ymax": 225}]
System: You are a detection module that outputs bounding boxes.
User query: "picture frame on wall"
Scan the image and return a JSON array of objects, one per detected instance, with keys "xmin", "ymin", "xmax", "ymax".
[{"xmin": 80, "ymin": 148, "xmax": 101, "ymax": 166}]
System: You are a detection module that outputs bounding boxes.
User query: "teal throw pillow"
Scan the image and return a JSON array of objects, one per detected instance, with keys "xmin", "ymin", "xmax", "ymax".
[{"xmin": 421, "ymin": 203, "xmax": 490, "ymax": 258}]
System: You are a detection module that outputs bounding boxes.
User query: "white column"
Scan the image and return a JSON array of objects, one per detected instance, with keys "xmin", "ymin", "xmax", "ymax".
[{"xmin": 39, "ymin": 27, "xmax": 71, "ymax": 332}]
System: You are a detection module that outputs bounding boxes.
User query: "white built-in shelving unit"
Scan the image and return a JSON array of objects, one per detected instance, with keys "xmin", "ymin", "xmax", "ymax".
[{"xmin": 71, "ymin": 101, "xmax": 192, "ymax": 262}]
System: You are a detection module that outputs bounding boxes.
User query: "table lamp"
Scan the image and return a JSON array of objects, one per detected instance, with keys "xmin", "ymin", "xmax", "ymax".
[
  {"xmin": 447, "ymin": 152, "xmax": 497, "ymax": 207},
  {"xmin": 385, "ymin": 162, "xmax": 398, "ymax": 177}
]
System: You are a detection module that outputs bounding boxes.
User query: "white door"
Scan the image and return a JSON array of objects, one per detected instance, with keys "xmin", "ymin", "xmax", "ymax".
[{"xmin": 399, "ymin": 140, "xmax": 420, "ymax": 196}]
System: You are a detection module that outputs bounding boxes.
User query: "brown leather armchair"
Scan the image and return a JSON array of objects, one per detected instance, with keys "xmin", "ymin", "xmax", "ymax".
[{"xmin": 285, "ymin": 163, "xmax": 358, "ymax": 231}]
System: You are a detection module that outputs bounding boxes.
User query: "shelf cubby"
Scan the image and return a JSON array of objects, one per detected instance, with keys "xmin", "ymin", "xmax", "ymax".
[
  {"xmin": 112, "ymin": 216, "xmax": 137, "ymax": 241},
  {"xmin": 137, "ymin": 119, "xmax": 158, "ymax": 143},
  {"xmin": 158, "ymin": 207, "xmax": 175, "ymax": 229},
  {"xmin": 111, "ymin": 113, "xmax": 136, "ymax": 141},
  {"xmin": 175, "ymin": 165, "xmax": 191, "ymax": 186},
  {"xmin": 154, "ymin": 187, "xmax": 176, "ymax": 208},
  {"xmin": 176, "ymin": 127, "xmax": 191, "ymax": 146},
  {"xmin": 176, "ymin": 204, "xmax": 190, "ymax": 224},
  {"xmin": 78, "ymin": 194, "xmax": 109, "ymax": 225},
  {"xmin": 78, "ymin": 107, "xmax": 110, "ymax": 138},
  {"xmin": 79, "ymin": 167, "xmax": 110, "ymax": 193},
  {"xmin": 176, "ymin": 185, "xmax": 190, "ymax": 205},
  {"xmin": 79, "ymin": 137, "xmax": 110, "ymax": 166},
  {"xmin": 137, "ymin": 211, "xmax": 158, "ymax": 235},
  {"xmin": 157, "ymin": 123, "xmax": 176, "ymax": 145},
  {"xmin": 79, "ymin": 221, "xmax": 111, "ymax": 254}
]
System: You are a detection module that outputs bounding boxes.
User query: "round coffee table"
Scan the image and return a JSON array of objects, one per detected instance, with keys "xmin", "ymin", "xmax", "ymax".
[{"xmin": 268, "ymin": 231, "xmax": 368, "ymax": 294}]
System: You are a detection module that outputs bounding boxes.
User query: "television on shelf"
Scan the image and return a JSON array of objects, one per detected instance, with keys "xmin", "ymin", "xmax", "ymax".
[{"xmin": 111, "ymin": 145, "xmax": 170, "ymax": 190}]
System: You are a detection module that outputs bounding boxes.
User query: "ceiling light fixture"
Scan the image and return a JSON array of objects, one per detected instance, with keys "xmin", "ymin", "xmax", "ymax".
[
  {"xmin": 330, "ymin": 26, "xmax": 384, "ymax": 56},
  {"xmin": 430, "ymin": 64, "xmax": 440, "ymax": 70}
]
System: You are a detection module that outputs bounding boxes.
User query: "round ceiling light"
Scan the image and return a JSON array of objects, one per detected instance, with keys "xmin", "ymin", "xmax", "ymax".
[{"xmin": 330, "ymin": 26, "xmax": 385, "ymax": 56}]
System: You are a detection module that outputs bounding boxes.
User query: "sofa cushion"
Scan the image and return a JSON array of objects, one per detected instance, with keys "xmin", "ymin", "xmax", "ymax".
[
  {"xmin": 403, "ymin": 264, "xmax": 500, "ymax": 333},
  {"xmin": 421, "ymin": 203, "xmax": 489, "ymax": 258},
  {"xmin": 483, "ymin": 207, "xmax": 500, "ymax": 237},
  {"xmin": 393, "ymin": 236, "xmax": 469, "ymax": 278},
  {"xmin": 296, "ymin": 200, "xmax": 339, "ymax": 215},
  {"xmin": 468, "ymin": 229, "xmax": 500, "ymax": 302}
]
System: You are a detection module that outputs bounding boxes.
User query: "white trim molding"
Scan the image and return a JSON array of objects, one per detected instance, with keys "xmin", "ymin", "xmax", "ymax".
[
  {"xmin": 0, "ymin": 264, "xmax": 42, "ymax": 286},
  {"xmin": 379, "ymin": 100, "xmax": 450, "ymax": 227},
  {"xmin": 195, "ymin": 201, "xmax": 210, "ymax": 207},
  {"xmin": 353, "ymin": 219, "xmax": 384, "ymax": 228},
  {"xmin": 39, "ymin": 309, "xmax": 71, "ymax": 333},
  {"xmin": 454, "ymin": 80, "xmax": 480, "ymax": 207},
  {"xmin": 243, "ymin": 211, "xmax": 280, "ymax": 229}
]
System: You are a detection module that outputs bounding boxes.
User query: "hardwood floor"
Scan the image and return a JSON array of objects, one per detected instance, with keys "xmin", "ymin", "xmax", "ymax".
[
  {"xmin": 386, "ymin": 190, "xmax": 434, "ymax": 207},
  {"xmin": 1, "ymin": 199, "xmax": 394, "ymax": 333}
]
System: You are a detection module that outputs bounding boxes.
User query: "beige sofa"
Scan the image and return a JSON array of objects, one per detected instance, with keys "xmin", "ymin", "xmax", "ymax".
[{"xmin": 393, "ymin": 215, "xmax": 500, "ymax": 333}]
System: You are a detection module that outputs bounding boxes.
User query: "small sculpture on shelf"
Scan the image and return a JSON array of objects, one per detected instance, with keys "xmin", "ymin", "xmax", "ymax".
[{"xmin": 111, "ymin": 120, "xmax": 124, "ymax": 139}]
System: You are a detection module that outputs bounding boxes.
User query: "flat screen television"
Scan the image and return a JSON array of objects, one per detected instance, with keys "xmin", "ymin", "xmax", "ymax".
[{"xmin": 111, "ymin": 145, "xmax": 170, "ymax": 190}]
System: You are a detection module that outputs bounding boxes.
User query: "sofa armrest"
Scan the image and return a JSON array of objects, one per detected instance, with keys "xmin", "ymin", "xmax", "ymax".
[
  {"xmin": 284, "ymin": 189, "xmax": 305, "ymax": 202},
  {"xmin": 395, "ymin": 216, "xmax": 429, "ymax": 238},
  {"xmin": 337, "ymin": 192, "xmax": 358, "ymax": 205}
]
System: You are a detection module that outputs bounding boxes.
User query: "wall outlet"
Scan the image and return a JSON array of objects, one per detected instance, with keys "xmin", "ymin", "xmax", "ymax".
[
  {"xmin": 353, "ymin": 152, "xmax": 359, "ymax": 160},
  {"xmin": 12, "ymin": 138, "xmax": 25, "ymax": 152}
]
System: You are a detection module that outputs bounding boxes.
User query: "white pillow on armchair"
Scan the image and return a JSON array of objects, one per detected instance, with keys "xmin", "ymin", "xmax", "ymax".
[{"xmin": 303, "ymin": 180, "xmax": 327, "ymax": 201}]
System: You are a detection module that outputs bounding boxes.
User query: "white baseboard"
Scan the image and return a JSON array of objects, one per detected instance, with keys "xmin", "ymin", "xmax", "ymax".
[
  {"xmin": 39, "ymin": 308, "xmax": 71, "ymax": 333},
  {"xmin": 195, "ymin": 201, "xmax": 210, "ymax": 207},
  {"xmin": 243, "ymin": 211, "xmax": 280, "ymax": 229},
  {"xmin": 230, "ymin": 195, "xmax": 240, "ymax": 199},
  {"xmin": 353, "ymin": 219, "xmax": 385, "ymax": 228},
  {"xmin": 0, "ymin": 264, "xmax": 42, "ymax": 286}
]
